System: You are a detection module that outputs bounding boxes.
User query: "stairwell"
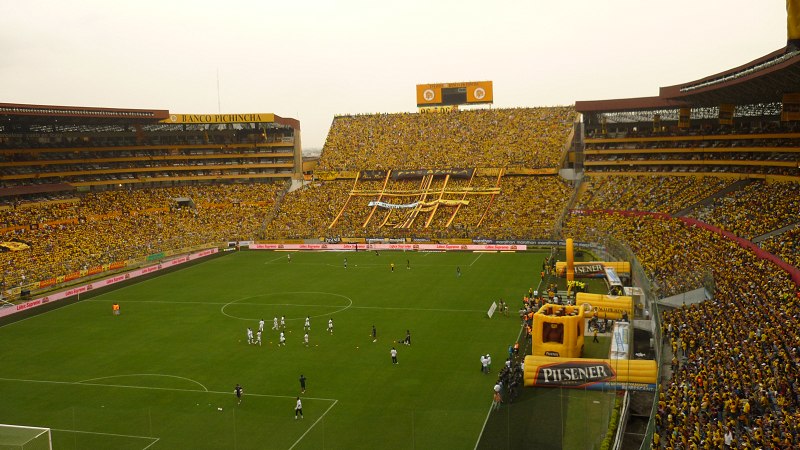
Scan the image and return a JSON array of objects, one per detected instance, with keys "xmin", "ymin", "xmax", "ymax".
[
  {"xmin": 258, "ymin": 180, "xmax": 292, "ymax": 239},
  {"xmin": 672, "ymin": 178, "xmax": 755, "ymax": 217}
]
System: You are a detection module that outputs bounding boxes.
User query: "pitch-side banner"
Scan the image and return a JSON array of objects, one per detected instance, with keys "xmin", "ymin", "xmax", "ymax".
[{"xmin": 249, "ymin": 243, "xmax": 526, "ymax": 251}]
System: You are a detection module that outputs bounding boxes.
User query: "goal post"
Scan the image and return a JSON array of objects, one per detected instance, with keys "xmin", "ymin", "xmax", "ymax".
[{"xmin": 0, "ymin": 424, "xmax": 52, "ymax": 450}]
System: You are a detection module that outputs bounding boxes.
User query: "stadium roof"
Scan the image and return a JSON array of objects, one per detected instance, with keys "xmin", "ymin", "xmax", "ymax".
[
  {"xmin": 0, "ymin": 102, "xmax": 301, "ymax": 129},
  {"xmin": 0, "ymin": 102, "xmax": 169, "ymax": 125},
  {"xmin": 576, "ymin": 47, "xmax": 800, "ymax": 113}
]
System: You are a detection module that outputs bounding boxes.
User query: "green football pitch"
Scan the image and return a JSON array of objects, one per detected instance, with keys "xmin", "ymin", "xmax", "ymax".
[{"xmin": 0, "ymin": 249, "xmax": 553, "ymax": 449}]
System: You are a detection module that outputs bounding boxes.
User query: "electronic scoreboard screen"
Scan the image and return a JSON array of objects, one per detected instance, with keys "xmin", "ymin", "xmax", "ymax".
[
  {"xmin": 441, "ymin": 87, "xmax": 467, "ymax": 106},
  {"xmin": 416, "ymin": 81, "xmax": 493, "ymax": 107}
]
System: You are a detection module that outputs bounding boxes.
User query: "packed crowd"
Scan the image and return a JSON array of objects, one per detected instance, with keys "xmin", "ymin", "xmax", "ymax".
[
  {"xmin": 0, "ymin": 127, "xmax": 291, "ymax": 150},
  {"xmin": 760, "ymin": 226, "xmax": 800, "ymax": 270},
  {"xmin": 265, "ymin": 175, "xmax": 571, "ymax": 241},
  {"xmin": 586, "ymin": 165, "xmax": 800, "ymax": 176},
  {"xmin": 689, "ymin": 180, "xmax": 800, "ymax": 240},
  {"xmin": 319, "ymin": 107, "xmax": 575, "ymax": 171},
  {"xmin": 1, "ymin": 182, "xmax": 286, "ymax": 290},
  {"xmin": 562, "ymin": 212, "xmax": 799, "ymax": 449},
  {"xmin": 586, "ymin": 121, "xmax": 800, "ymax": 140},
  {"xmin": 478, "ymin": 176, "xmax": 571, "ymax": 239},
  {"xmin": 575, "ymin": 175, "xmax": 735, "ymax": 214}
]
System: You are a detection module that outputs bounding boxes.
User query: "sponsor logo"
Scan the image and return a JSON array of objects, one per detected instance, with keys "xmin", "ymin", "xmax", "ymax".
[{"xmin": 535, "ymin": 361, "xmax": 616, "ymax": 388}]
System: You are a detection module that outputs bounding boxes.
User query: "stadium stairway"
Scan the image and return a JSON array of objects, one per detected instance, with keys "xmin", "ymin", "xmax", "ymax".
[
  {"xmin": 672, "ymin": 178, "xmax": 755, "ymax": 217},
  {"xmin": 750, "ymin": 220, "xmax": 800, "ymax": 244}
]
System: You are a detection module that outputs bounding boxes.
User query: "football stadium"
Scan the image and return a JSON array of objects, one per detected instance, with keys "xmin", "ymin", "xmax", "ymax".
[{"xmin": 1, "ymin": 3, "xmax": 799, "ymax": 450}]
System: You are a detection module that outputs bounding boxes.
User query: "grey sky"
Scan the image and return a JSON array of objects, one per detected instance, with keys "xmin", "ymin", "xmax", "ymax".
[{"xmin": 0, "ymin": 0, "xmax": 787, "ymax": 151}]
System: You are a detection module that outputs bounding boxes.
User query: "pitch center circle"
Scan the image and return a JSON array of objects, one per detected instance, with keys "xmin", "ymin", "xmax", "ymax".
[{"xmin": 220, "ymin": 291, "xmax": 353, "ymax": 322}]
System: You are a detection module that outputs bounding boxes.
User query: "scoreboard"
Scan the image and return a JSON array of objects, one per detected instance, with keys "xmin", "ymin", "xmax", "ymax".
[{"xmin": 416, "ymin": 81, "xmax": 493, "ymax": 107}]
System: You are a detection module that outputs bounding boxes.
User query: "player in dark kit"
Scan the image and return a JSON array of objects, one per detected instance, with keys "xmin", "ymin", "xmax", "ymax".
[
  {"xmin": 234, "ymin": 384, "xmax": 243, "ymax": 404},
  {"xmin": 299, "ymin": 374, "xmax": 307, "ymax": 394}
]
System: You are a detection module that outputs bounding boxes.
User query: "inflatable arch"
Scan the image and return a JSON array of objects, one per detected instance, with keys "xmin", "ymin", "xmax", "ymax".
[
  {"xmin": 555, "ymin": 261, "xmax": 631, "ymax": 278},
  {"xmin": 575, "ymin": 292, "xmax": 633, "ymax": 321}
]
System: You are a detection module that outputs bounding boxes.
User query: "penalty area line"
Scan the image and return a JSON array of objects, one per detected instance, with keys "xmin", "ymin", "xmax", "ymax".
[
  {"xmin": 288, "ymin": 399, "xmax": 338, "ymax": 450},
  {"xmin": 51, "ymin": 428, "xmax": 159, "ymax": 448},
  {"xmin": 0, "ymin": 376, "xmax": 337, "ymax": 402}
]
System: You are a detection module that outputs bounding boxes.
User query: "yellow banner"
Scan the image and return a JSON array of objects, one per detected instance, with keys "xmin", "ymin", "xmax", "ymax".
[
  {"xmin": 504, "ymin": 167, "xmax": 558, "ymax": 175},
  {"xmin": 0, "ymin": 241, "xmax": 29, "ymax": 251},
  {"xmin": 419, "ymin": 105, "xmax": 459, "ymax": 114},
  {"xmin": 419, "ymin": 199, "xmax": 469, "ymax": 207},
  {"xmin": 314, "ymin": 170, "xmax": 358, "ymax": 180},
  {"xmin": 475, "ymin": 167, "xmax": 502, "ymax": 177},
  {"xmin": 160, "ymin": 113, "xmax": 275, "ymax": 124}
]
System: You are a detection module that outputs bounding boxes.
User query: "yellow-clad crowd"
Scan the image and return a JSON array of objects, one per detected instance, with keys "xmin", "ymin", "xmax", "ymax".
[
  {"xmin": 576, "ymin": 175, "xmax": 736, "ymax": 214},
  {"xmin": 761, "ymin": 226, "xmax": 800, "ymax": 270},
  {"xmin": 319, "ymin": 107, "xmax": 575, "ymax": 171},
  {"xmin": 1, "ymin": 183, "xmax": 286, "ymax": 290},
  {"xmin": 563, "ymin": 212, "xmax": 799, "ymax": 449},
  {"xmin": 265, "ymin": 175, "xmax": 571, "ymax": 241},
  {"xmin": 690, "ymin": 181, "xmax": 800, "ymax": 240}
]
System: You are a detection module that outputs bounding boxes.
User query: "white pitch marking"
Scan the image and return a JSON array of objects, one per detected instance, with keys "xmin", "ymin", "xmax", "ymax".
[
  {"xmin": 51, "ymin": 428, "xmax": 159, "ymax": 448},
  {"xmin": 469, "ymin": 253, "xmax": 483, "ymax": 267},
  {"xmin": 288, "ymin": 399, "xmax": 339, "ymax": 450},
  {"xmin": 77, "ymin": 374, "xmax": 209, "ymax": 392},
  {"xmin": 0, "ymin": 376, "xmax": 338, "ymax": 402}
]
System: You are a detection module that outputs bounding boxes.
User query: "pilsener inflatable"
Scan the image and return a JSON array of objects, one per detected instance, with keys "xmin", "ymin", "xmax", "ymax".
[
  {"xmin": 555, "ymin": 261, "xmax": 631, "ymax": 278},
  {"xmin": 523, "ymin": 355, "xmax": 657, "ymax": 391},
  {"xmin": 575, "ymin": 292, "xmax": 633, "ymax": 321},
  {"xmin": 531, "ymin": 303, "xmax": 585, "ymax": 358}
]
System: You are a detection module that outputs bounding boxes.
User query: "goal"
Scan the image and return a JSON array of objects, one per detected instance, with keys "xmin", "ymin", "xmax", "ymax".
[{"xmin": 0, "ymin": 424, "xmax": 52, "ymax": 450}]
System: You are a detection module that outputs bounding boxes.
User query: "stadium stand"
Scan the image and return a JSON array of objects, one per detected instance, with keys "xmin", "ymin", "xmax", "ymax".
[
  {"xmin": 320, "ymin": 107, "xmax": 575, "ymax": 170},
  {"xmin": 563, "ymin": 211, "xmax": 799, "ymax": 449},
  {"xmin": 0, "ymin": 182, "xmax": 287, "ymax": 290},
  {"xmin": 687, "ymin": 180, "xmax": 800, "ymax": 240},
  {"xmin": 760, "ymin": 225, "xmax": 800, "ymax": 270},
  {"xmin": 2, "ymin": 38, "xmax": 800, "ymax": 450},
  {"xmin": 0, "ymin": 103, "xmax": 301, "ymax": 188},
  {"xmin": 574, "ymin": 174, "xmax": 737, "ymax": 214}
]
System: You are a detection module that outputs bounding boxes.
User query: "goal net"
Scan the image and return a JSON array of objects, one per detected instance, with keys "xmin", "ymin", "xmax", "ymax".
[{"xmin": 0, "ymin": 424, "xmax": 52, "ymax": 450}]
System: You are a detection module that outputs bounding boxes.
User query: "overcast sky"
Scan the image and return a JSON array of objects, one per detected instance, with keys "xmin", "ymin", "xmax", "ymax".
[{"xmin": 0, "ymin": 0, "xmax": 787, "ymax": 151}]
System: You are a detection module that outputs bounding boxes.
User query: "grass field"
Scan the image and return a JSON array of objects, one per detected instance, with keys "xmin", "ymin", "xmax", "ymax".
[{"xmin": 0, "ymin": 249, "xmax": 554, "ymax": 449}]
